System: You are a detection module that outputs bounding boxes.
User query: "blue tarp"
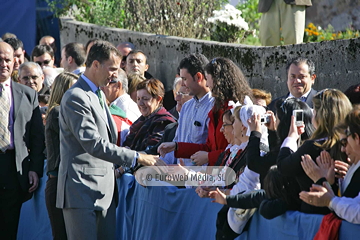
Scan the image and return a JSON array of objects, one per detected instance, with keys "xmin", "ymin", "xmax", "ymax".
[
  {"xmin": 18, "ymin": 171, "xmax": 360, "ymax": 240},
  {"xmin": 0, "ymin": 0, "xmax": 36, "ymax": 55}
]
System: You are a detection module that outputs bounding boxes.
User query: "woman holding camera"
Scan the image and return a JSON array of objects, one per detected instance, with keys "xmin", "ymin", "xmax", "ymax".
[
  {"xmin": 277, "ymin": 89, "xmax": 352, "ymax": 214},
  {"xmin": 210, "ymin": 98, "xmax": 315, "ymax": 218}
]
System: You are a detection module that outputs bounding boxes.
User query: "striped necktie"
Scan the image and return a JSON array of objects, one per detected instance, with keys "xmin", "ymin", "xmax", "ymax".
[{"xmin": 0, "ymin": 83, "xmax": 11, "ymax": 152}]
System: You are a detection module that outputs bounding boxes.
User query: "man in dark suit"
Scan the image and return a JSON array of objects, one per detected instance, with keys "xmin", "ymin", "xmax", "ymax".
[
  {"xmin": 57, "ymin": 41, "xmax": 164, "ymax": 239},
  {"xmin": 268, "ymin": 57, "xmax": 317, "ymax": 112},
  {"xmin": 258, "ymin": 0, "xmax": 312, "ymax": 46},
  {"xmin": 0, "ymin": 42, "xmax": 45, "ymax": 239}
]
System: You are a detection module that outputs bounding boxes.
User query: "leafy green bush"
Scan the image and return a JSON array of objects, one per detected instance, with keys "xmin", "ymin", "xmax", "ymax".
[{"xmin": 48, "ymin": 0, "xmax": 228, "ymax": 39}]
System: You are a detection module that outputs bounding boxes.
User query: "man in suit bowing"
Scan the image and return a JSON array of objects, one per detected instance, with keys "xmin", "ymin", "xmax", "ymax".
[
  {"xmin": 57, "ymin": 41, "xmax": 165, "ymax": 240},
  {"xmin": 0, "ymin": 42, "xmax": 45, "ymax": 239}
]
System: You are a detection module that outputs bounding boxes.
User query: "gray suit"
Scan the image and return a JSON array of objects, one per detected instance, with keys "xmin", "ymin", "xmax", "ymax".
[
  {"xmin": 258, "ymin": 0, "xmax": 312, "ymax": 13},
  {"xmin": 57, "ymin": 76, "xmax": 136, "ymax": 238}
]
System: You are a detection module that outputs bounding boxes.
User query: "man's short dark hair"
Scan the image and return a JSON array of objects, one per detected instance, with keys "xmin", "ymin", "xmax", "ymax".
[
  {"xmin": 286, "ymin": 57, "xmax": 315, "ymax": 76},
  {"xmin": 127, "ymin": 50, "xmax": 148, "ymax": 64},
  {"xmin": 85, "ymin": 41, "xmax": 121, "ymax": 67},
  {"xmin": 178, "ymin": 53, "xmax": 209, "ymax": 77},
  {"xmin": 4, "ymin": 37, "xmax": 23, "ymax": 51},
  {"xmin": 85, "ymin": 38, "xmax": 101, "ymax": 52},
  {"xmin": 31, "ymin": 44, "xmax": 54, "ymax": 59},
  {"xmin": 63, "ymin": 42, "xmax": 86, "ymax": 67}
]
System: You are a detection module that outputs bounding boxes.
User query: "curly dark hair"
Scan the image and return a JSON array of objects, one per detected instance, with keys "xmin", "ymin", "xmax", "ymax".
[{"xmin": 205, "ymin": 57, "xmax": 253, "ymax": 112}]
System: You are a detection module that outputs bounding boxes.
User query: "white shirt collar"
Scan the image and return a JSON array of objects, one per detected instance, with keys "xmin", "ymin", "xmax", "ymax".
[{"xmin": 288, "ymin": 89, "xmax": 311, "ymax": 99}]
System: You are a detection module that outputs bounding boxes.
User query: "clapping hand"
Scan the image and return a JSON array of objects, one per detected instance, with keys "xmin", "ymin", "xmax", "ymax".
[{"xmin": 209, "ymin": 188, "xmax": 227, "ymax": 205}]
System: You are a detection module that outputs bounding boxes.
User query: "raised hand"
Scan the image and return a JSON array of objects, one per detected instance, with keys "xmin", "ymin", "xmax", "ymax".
[
  {"xmin": 288, "ymin": 115, "xmax": 305, "ymax": 140},
  {"xmin": 137, "ymin": 153, "xmax": 167, "ymax": 166},
  {"xmin": 209, "ymin": 188, "xmax": 227, "ymax": 205},
  {"xmin": 157, "ymin": 142, "xmax": 176, "ymax": 157},
  {"xmin": 334, "ymin": 158, "xmax": 350, "ymax": 179},
  {"xmin": 190, "ymin": 151, "xmax": 209, "ymax": 166},
  {"xmin": 301, "ymin": 154, "xmax": 323, "ymax": 183},
  {"xmin": 316, "ymin": 150, "xmax": 335, "ymax": 184},
  {"xmin": 299, "ymin": 182, "xmax": 335, "ymax": 207},
  {"xmin": 247, "ymin": 113, "xmax": 261, "ymax": 132},
  {"xmin": 265, "ymin": 110, "xmax": 276, "ymax": 131}
]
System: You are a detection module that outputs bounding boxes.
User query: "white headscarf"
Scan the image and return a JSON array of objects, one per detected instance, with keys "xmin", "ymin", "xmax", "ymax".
[{"xmin": 238, "ymin": 98, "xmax": 269, "ymax": 147}]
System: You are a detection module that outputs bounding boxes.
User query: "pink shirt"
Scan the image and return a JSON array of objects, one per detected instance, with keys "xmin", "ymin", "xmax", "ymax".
[{"xmin": 2, "ymin": 78, "xmax": 14, "ymax": 149}]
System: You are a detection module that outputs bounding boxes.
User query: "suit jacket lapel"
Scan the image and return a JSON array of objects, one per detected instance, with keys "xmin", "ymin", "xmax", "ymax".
[
  {"xmin": 105, "ymin": 104, "xmax": 117, "ymax": 144},
  {"xmin": 77, "ymin": 77, "xmax": 114, "ymax": 141},
  {"xmin": 12, "ymin": 82, "xmax": 23, "ymax": 120}
]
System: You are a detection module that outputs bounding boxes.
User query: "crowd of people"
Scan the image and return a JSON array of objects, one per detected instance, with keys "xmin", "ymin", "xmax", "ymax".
[{"xmin": 1, "ymin": 32, "xmax": 360, "ymax": 240}]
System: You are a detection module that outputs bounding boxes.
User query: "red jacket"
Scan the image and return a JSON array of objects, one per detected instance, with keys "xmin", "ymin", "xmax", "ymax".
[{"xmin": 175, "ymin": 104, "xmax": 229, "ymax": 166}]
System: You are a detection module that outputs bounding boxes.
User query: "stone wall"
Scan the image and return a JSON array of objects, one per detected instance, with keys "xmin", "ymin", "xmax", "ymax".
[{"xmin": 60, "ymin": 18, "xmax": 360, "ymax": 99}]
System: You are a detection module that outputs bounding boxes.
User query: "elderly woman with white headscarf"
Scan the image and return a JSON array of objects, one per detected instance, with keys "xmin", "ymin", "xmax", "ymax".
[{"xmin": 209, "ymin": 101, "xmax": 270, "ymax": 238}]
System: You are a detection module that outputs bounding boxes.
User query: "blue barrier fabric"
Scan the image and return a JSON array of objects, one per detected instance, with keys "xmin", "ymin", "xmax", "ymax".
[
  {"xmin": 0, "ymin": 0, "xmax": 36, "ymax": 55},
  {"xmin": 18, "ymin": 172, "xmax": 360, "ymax": 240}
]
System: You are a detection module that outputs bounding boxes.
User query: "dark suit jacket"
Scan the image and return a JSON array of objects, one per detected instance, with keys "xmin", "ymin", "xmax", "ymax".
[
  {"xmin": 268, "ymin": 88, "xmax": 318, "ymax": 114},
  {"xmin": 11, "ymin": 82, "xmax": 45, "ymax": 193},
  {"xmin": 45, "ymin": 105, "xmax": 60, "ymax": 174},
  {"xmin": 258, "ymin": 0, "xmax": 312, "ymax": 13},
  {"xmin": 343, "ymin": 167, "xmax": 360, "ymax": 198}
]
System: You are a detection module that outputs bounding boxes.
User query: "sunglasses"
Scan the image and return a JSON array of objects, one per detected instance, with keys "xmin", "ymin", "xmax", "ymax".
[
  {"xmin": 345, "ymin": 127, "xmax": 352, "ymax": 138},
  {"xmin": 176, "ymin": 91, "xmax": 190, "ymax": 98},
  {"xmin": 340, "ymin": 138, "xmax": 348, "ymax": 147},
  {"xmin": 36, "ymin": 60, "xmax": 52, "ymax": 66}
]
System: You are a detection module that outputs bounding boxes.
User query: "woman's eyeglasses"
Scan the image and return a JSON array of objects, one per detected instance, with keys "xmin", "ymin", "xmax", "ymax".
[
  {"xmin": 176, "ymin": 92, "xmax": 190, "ymax": 98},
  {"xmin": 221, "ymin": 123, "xmax": 232, "ymax": 129},
  {"xmin": 340, "ymin": 138, "xmax": 348, "ymax": 147},
  {"xmin": 35, "ymin": 60, "xmax": 52, "ymax": 66}
]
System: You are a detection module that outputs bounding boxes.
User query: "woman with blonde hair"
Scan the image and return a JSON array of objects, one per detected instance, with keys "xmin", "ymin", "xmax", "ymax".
[
  {"xmin": 45, "ymin": 72, "xmax": 78, "ymax": 239},
  {"xmin": 277, "ymin": 89, "xmax": 353, "ymax": 214}
]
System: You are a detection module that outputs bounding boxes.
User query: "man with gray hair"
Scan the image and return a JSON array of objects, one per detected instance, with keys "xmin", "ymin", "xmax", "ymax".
[
  {"xmin": 18, "ymin": 62, "xmax": 50, "ymax": 95},
  {"xmin": 101, "ymin": 68, "xmax": 141, "ymax": 123}
]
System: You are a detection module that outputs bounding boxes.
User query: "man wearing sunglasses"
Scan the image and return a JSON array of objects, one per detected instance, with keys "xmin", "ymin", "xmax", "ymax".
[{"xmin": 31, "ymin": 45, "xmax": 55, "ymax": 69}]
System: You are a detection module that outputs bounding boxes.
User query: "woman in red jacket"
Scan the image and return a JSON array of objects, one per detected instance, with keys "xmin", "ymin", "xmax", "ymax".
[{"xmin": 159, "ymin": 57, "xmax": 253, "ymax": 166}]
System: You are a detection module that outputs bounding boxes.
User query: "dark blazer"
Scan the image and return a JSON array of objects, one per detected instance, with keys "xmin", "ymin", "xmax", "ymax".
[
  {"xmin": 258, "ymin": 0, "xmax": 312, "ymax": 13},
  {"xmin": 11, "ymin": 82, "xmax": 45, "ymax": 193},
  {"xmin": 268, "ymin": 88, "xmax": 318, "ymax": 114},
  {"xmin": 45, "ymin": 105, "xmax": 60, "ymax": 174},
  {"xmin": 343, "ymin": 166, "xmax": 360, "ymax": 198}
]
